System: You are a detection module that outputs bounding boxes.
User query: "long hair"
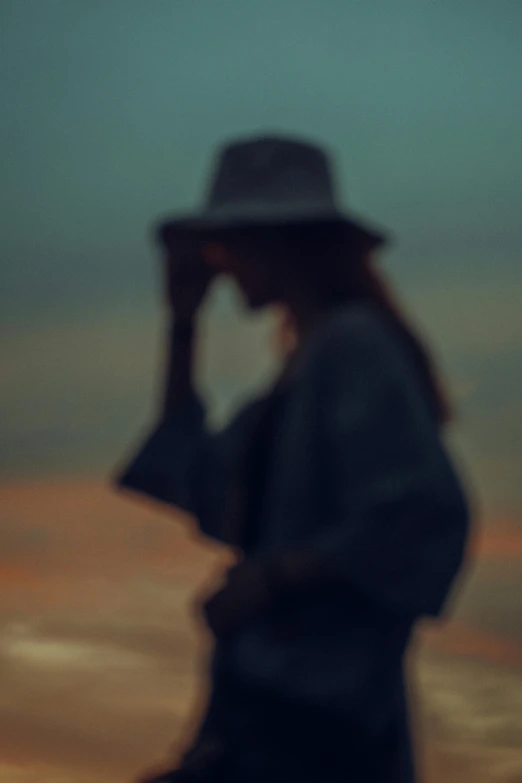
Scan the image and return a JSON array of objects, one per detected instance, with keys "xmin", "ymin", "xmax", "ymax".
[{"xmin": 213, "ymin": 222, "xmax": 453, "ymax": 428}]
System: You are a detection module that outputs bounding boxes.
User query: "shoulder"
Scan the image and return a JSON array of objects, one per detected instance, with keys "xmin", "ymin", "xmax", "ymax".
[
  {"xmin": 314, "ymin": 302, "xmax": 435, "ymax": 422},
  {"xmin": 314, "ymin": 301, "xmax": 408, "ymax": 374}
]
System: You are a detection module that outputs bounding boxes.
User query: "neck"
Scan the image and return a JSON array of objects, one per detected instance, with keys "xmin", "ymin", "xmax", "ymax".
[{"xmin": 286, "ymin": 291, "xmax": 330, "ymax": 340}]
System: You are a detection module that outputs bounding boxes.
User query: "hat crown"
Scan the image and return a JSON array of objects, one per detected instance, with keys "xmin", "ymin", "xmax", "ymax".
[
  {"xmin": 206, "ymin": 135, "xmax": 338, "ymax": 211},
  {"xmin": 156, "ymin": 133, "xmax": 387, "ymax": 250}
]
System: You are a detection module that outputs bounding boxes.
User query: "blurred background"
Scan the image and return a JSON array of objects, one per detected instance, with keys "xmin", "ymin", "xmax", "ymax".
[{"xmin": 1, "ymin": 2, "xmax": 521, "ymax": 781}]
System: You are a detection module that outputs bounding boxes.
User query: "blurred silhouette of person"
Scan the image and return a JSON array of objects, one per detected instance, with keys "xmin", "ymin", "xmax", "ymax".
[{"xmin": 115, "ymin": 135, "xmax": 472, "ymax": 782}]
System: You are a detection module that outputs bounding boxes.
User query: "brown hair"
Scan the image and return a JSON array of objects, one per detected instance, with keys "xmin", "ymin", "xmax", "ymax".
[{"xmin": 211, "ymin": 222, "xmax": 453, "ymax": 427}]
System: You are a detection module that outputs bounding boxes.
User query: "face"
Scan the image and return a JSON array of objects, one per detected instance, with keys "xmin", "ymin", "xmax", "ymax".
[{"xmin": 201, "ymin": 237, "xmax": 284, "ymax": 311}]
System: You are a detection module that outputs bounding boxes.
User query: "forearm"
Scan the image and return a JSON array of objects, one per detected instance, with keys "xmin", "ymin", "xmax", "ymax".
[
  {"xmin": 203, "ymin": 550, "xmax": 359, "ymax": 639},
  {"xmin": 161, "ymin": 314, "xmax": 198, "ymax": 419}
]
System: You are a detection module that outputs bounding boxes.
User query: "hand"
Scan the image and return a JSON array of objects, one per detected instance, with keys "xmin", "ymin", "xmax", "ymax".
[
  {"xmin": 162, "ymin": 238, "xmax": 217, "ymax": 321},
  {"xmin": 201, "ymin": 561, "xmax": 279, "ymax": 638}
]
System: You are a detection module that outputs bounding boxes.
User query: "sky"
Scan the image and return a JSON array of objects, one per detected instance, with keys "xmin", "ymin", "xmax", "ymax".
[
  {"xmin": 0, "ymin": 0, "xmax": 521, "ymax": 521},
  {"xmin": 0, "ymin": 4, "xmax": 522, "ymax": 781}
]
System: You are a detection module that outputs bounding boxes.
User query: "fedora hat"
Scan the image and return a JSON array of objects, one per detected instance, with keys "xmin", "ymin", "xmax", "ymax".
[{"xmin": 157, "ymin": 134, "xmax": 389, "ymax": 248}]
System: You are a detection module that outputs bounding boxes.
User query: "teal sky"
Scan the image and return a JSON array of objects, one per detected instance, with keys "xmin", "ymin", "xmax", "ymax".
[{"xmin": 1, "ymin": 1, "xmax": 521, "ymax": 521}]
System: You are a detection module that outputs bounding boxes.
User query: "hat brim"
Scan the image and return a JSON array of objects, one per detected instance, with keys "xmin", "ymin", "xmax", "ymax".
[{"xmin": 155, "ymin": 204, "xmax": 389, "ymax": 250}]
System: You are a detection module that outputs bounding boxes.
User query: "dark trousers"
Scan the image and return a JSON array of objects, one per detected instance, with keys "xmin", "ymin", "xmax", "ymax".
[{"xmin": 192, "ymin": 661, "xmax": 416, "ymax": 783}]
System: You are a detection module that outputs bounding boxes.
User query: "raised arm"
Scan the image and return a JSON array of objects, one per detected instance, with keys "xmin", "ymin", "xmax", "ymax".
[
  {"xmin": 113, "ymin": 234, "xmax": 229, "ymax": 541},
  {"xmin": 160, "ymin": 231, "xmax": 217, "ymax": 416}
]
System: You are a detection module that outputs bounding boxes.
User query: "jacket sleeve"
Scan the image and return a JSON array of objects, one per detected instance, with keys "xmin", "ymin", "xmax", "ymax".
[
  {"xmin": 114, "ymin": 391, "xmax": 231, "ymax": 543},
  {"xmin": 307, "ymin": 310, "xmax": 472, "ymax": 619}
]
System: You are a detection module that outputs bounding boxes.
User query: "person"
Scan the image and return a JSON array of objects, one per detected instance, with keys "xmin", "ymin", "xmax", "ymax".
[{"xmin": 114, "ymin": 135, "xmax": 472, "ymax": 783}]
